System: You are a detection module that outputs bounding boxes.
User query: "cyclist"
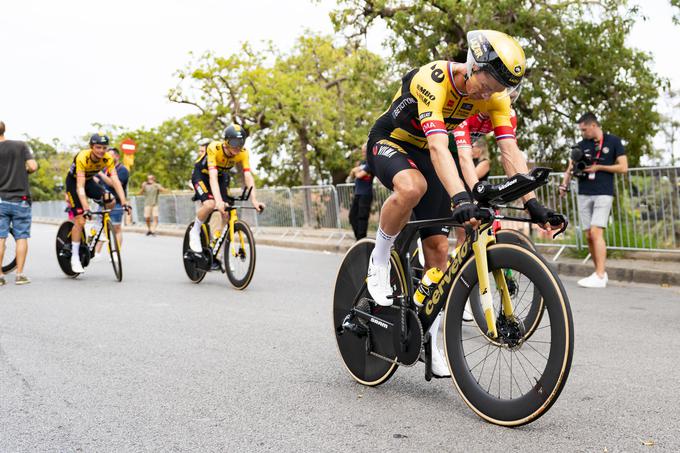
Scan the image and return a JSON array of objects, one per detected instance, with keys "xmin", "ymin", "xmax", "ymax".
[
  {"xmin": 92, "ymin": 147, "xmax": 129, "ymax": 260},
  {"xmin": 188, "ymin": 124, "xmax": 265, "ymax": 252},
  {"xmin": 65, "ymin": 133, "xmax": 130, "ymax": 273},
  {"xmin": 365, "ymin": 30, "xmax": 564, "ymax": 377}
]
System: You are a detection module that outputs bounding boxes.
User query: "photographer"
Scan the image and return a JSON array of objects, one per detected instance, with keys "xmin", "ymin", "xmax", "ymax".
[{"xmin": 560, "ymin": 112, "xmax": 628, "ymax": 288}]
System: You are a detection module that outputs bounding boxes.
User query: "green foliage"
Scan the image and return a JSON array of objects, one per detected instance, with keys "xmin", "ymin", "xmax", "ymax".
[
  {"xmin": 169, "ymin": 34, "xmax": 390, "ymax": 186},
  {"xmin": 25, "ymin": 137, "xmax": 72, "ymax": 201},
  {"xmin": 330, "ymin": 0, "xmax": 665, "ymax": 167}
]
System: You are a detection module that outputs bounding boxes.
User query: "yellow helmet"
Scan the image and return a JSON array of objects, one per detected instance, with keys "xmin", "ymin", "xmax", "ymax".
[{"xmin": 466, "ymin": 30, "xmax": 526, "ymax": 88}]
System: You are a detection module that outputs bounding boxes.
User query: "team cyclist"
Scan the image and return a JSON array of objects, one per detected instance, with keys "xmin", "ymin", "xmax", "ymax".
[
  {"xmin": 65, "ymin": 133, "xmax": 130, "ymax": 274},
  {"xmin": 188, "ymin": 124, "xmax": 265, "ymax": 252},
  {"xmin": 365, "ymin": 30, "xmax": 565, "ymax": 377}
]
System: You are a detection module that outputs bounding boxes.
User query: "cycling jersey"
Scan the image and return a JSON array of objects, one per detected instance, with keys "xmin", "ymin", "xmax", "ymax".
[
  {"xmin": 195, "ymin": 141, "xmax": 251, "ymax": 175},
  {"xmin": 67, "ymin": 150, "xmax": 115, "ymax": 180},
  {"xmin": 372, "ymin": 60, "xmax": 515, "ymax": 149},
  {"xmin": 452, "ymin": 109, "xmax": 518, "ymax": 149}
]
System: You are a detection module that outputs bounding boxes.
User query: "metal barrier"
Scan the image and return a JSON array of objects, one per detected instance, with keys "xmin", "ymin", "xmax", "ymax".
[{"xmin": 29, "ymin": 166, "xmax": 680, "ymax": 254}]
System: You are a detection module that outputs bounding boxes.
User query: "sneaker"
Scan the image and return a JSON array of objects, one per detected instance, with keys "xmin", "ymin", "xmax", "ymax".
[
  {"xmin": 0, "ymin": 275, "xmax": 5, "ymax": 286},
  {"xmin": 463, "ymin": 300, "xmax": 474, "ymax": 322},
  {"xmin": 189, "ymin": 230, "xmax": 202, "ymax": 252},
  {"xmin": 15, "ymin": 274, "xmax": 31, "ymax": 285},
  {"xmin": 146, "ymin": 231, "xmax": 152, "ymax": 236},
  {"xmin": 431, "ymin": 345, "xmax": 451, "ymax": 378},
  {"xmin": 367, "ymin": 255, "xmax": 393, "ymax": 306},
  {"xmin": 71, "ymin": 258, "xmax": 85, "ymax": 274},
  {"xmin": 577, "ymin": 272, "xmax": 607, "ymax": 288}
]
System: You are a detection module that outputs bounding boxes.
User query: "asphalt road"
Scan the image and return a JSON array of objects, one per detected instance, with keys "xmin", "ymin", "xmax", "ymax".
[{"xmin": 1, "ymin": 223, "xmax": 679, "ymax": 452}]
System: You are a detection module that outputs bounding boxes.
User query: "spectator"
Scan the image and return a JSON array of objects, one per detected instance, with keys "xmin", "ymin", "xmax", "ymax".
[
  {"xmin": 348, "ymin": 143, "xmax": 373, "ymax": 240},
  {"xmin": 93, "ymin": 148, "xmax": 129, "ymax": 259},
  {"xmin": 138, "ymin": 174, "xmax": 168, "ymax": 235},
  {"xmin": 560, "ymin": 112, "xmax": 628, "ymax": 288},
  {"xmin": 0, "ymin": 121, "xmax": 38, "ymax": 285}
]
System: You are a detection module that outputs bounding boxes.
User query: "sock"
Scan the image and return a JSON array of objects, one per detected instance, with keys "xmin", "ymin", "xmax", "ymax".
[
  {"xmin": 72, "ymin": 242, "xmax": 80, "ymax": 258},
  {"xmin": 191, "ymin": 218, "xmax": 203, "ymax": 235},
  {"xmin": 372, "ymin": 227, "xmax": 396, "ymax": 267}
]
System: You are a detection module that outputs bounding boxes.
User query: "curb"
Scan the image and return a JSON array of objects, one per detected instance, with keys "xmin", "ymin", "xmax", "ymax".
[{"xmin": 33, "ymin": 219, "xmax": 678, "ymax": 286}]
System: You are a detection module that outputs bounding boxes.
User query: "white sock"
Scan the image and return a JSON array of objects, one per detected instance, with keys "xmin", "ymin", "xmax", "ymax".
[
  {"xmin": 191, "ymin": 218, "xmax": 203, "ymax": 235},
  {"xmin": 72, "ymin": 242, "xmax": 80, "ymax": 258},
  {"xmin": 372, "ymin": 227, "xmax": 396, "ymax": 267}
]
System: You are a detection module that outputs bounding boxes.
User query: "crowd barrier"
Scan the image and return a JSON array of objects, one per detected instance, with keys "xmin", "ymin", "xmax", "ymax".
[{"xmin": 31, "ymin": 166, "xmax": 680, "ymax": 254}]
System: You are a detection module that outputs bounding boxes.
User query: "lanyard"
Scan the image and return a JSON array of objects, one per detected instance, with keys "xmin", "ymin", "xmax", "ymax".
[{"xmin": 594, "ymin": 136, "xmax": 604, "ymax": 160}]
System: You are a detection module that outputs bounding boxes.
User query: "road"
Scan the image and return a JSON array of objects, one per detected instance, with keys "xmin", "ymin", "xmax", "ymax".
[{"xmin": 1, "ymin": 223, "xmax": 679, "ymax": 452}]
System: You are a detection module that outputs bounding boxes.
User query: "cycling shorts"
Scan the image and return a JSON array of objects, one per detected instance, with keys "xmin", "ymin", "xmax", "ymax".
[
  {"xmin": 65, "ymin": 176, "xmax": 112, "ymax": 216},
  {"xmin": 191, "ymin": 169, "xmax": 230, "ymax": 203}
]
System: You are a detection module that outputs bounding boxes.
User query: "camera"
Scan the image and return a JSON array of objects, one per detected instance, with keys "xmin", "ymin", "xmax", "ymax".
[{"xmin": 570, "ymin": 145, "xmax": 602, "ymax": 178}]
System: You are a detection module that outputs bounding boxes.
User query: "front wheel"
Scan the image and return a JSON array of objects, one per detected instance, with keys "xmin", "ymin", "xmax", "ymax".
[
  {"xmin": 106, "ymin": 218, "xmax": 123, "ymax": 282},
  {"xmin": 444, "ymin": 243, "xmax": 573, "ymax": 426},
  {"xmin": 223, "ymin": 220, "xmax": 256, "ymax": 290},
  {"xmin": 2, "ymin": 228, "xmax": 17, "ymax": 274}
]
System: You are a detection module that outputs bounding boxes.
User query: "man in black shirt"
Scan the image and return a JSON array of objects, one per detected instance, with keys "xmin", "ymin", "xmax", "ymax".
[
  {"xmin": 560, "ymin": 113, "xmax": 628, "ymax": 288},
  {"xmin": 0, "ymin": 121, "xmax": 38, "ymax": 285},
  {"xmin": 348, "ymin": 143, "xmax": 374, "ymax": 240}
]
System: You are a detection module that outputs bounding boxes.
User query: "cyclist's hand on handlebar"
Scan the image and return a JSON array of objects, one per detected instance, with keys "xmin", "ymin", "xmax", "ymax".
[
  {"xmin": 451, "ymin": 192, "xmax": 480, "ymax": 227},
  {"xmin": 123, "ymin": 203, "xmax": 132, "ymax": 213},
  {"xmin": 253, "ymin": 201, "xmax": 265, "ymax": 212},
  {"xmin": 524, "ymin": 198, "xmax": 567, "ymax": 235},
  {"xmin": 216, "ymin": 200, "xmax": 227, "ymax": 215},
  {"xmin": 82, "ymin": 209, "xmax": 92, "ymax": 220}
]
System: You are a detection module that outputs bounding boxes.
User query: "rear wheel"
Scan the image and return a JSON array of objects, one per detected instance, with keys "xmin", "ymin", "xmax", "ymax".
[
  {"xmin": 333, "ymin": 239, "xmax": 407, "ymax": 386},
  {"xmin": 56, "ymin": 221, "xmax": 78, "ymax": 277},
  {"xmin": 224, "ymin": 220, "xmax": 256, "ymax": 290},
  {"xmin": 2, "ymin": 229, "xmax": 17, "ymax": 274},
  {"xmin": 444, "ymin": 243, "xmax": 573, "ymax": 426},
  {"xmin": 106, "ymin": 218, "xmax": 123, "ymax": 282},
  {"xmin": 182, "ymin": 222, "xmax": 210, "ymax": 283}
]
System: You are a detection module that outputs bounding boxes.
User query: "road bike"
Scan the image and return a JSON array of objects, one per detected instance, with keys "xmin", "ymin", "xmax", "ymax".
[
  {"xmin": 182, "ymin": 187, "xmax": 258, "ymax": 289},
  {"xmin": 2, "ymin": 228, "xmax": 17, "ymax": 274},
  {"xmin": 333, "ymin": 168, "xmax": 573, "ymax": 426},
  {"xmin": 56, "ymin": 209, "xmax": 124, "ymax": 281}
]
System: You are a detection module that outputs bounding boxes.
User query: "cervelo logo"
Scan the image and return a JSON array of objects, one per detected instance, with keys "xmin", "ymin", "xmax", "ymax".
[
  {"xmin": 370, "ymin": 317, "xmax": 388, "ymax": 329},
  {"xmin": 426, "ymin": 237, "xmax": 471, "ymax": 315}
]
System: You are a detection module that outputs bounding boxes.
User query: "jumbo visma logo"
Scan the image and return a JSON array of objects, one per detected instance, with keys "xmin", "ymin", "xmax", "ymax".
[{"xmin": 425, "ymin": 237, "xmax": 471, "ymax": 315}]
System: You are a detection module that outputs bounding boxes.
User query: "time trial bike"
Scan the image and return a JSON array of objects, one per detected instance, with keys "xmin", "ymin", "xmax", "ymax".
[{"xmin": 333, "ymin": 167, "xmax": 573, "ymax": 426}]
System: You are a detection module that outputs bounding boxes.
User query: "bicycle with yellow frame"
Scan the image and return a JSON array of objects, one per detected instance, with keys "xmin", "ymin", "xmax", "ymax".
[
  {"xmin": 182, "ymin": 187, "xmax": 257, "ymax": 289},
  {"xmin": 333, "ymin": 168, "xmax": 573, "ymax": 426}
]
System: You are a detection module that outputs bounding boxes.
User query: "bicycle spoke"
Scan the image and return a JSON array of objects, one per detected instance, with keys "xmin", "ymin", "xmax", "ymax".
[{"xmin": 486, "ymin": 348, "xmax": 502, "ymax": 395}]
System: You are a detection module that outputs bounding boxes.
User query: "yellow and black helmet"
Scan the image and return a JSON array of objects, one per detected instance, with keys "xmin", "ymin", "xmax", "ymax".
[{"xmin": 466, "ymin": 30, "xmax": 526, "ymax": 88}]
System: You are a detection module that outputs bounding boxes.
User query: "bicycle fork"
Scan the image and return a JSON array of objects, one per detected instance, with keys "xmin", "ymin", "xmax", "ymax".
[{"xmin": 472, "ymin": 228, "xmax": 514, "ymax": 340}]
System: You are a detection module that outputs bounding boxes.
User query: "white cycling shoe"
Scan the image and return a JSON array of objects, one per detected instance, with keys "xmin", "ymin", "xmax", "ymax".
[
  {"xmin": 71, "ymin": 258, "xmax": 84, "ymax": 274},
  {"xmin": 366, "ymin": 254, "xmax": 392, "ymax": 306},
  {"xmin": 189, "ymin": 230, "xmax": 202, "ymax": 253},
  {"xmin": 431, "ymin": 344, "xmax": 451, "ymax": 378}
]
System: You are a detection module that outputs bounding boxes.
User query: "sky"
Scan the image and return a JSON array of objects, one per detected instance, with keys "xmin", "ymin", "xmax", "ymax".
[{"xmin": 1, "ymin": 0, "xmax": 679, "ymax": 160}]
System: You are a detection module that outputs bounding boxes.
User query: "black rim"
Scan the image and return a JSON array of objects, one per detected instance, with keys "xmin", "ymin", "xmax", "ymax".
[
  {"xmin": 224, "ymin": 221, "xmax": 255, "ymax": 289},
  {"xmin": 182, "ymin": 222, "xmax": 207, "ymax": 283},
  {"xmin": 1, "ymin": 230, "xmax": 17, "ymax": 273},
  {"xmin": 56, "ymin": 221, "xmax": 77, "ymax": 276},
  {"xmin": 106, "ymin": 219, "xmax": 123, "ymax": 282}
]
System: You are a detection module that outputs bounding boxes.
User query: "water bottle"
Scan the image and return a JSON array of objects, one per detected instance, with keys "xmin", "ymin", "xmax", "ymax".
[{"xmin": 413, "ymin": 267, "xmax": 444, "ymax": 307}]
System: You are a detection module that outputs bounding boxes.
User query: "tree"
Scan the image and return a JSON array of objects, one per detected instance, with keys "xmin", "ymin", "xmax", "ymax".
[
  {"xmin": 330, "ymin": 0, "xmax": 664, "ymax": 166},
  {"xmin": 169, "ymin": 34, "xmax": 389, "ymax": 186},
  {"xmin": 26, "ymin": 137, "xmax": 72, "ymax": 201}
]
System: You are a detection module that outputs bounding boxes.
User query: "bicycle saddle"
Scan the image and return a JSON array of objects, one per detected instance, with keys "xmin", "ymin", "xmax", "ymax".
[{"xmin": 472, "ymin": 167, "xmax": 551, "ymax": 206}]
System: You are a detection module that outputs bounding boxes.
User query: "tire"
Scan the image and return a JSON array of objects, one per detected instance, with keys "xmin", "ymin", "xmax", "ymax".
[
  {"xmin": 56, "ymin": 221, "xmax": 78, "ymax": 277},
  {"xmin": 443, "ymin": 243, "xmax": 574, "ymax": 426},
  {"xmin": 333, "ymin": 239, "xmax": 406, "ymax": 386},
  {"xmin": 182, "ymin": 221, "xmax": 210, "ymax": 283},
  {"xmin": 469, "ymin": 229, "xmax": 544, "ymax": 341},
  {"xmin": 1, "ymin": 229, "xmax": 17, "ymax": 274},
  {"xmin": 224, "ymin": 220, "xmax": 256, "ymax": 290},
  {"xmin": 106, "ymin": 218, "xmax": 123, "ymax": 282}
]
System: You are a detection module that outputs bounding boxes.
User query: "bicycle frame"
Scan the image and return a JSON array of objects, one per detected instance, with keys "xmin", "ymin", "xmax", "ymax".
[{"xmin": 201, "ymin": 186, "xmax": 254, "ymax": 260}]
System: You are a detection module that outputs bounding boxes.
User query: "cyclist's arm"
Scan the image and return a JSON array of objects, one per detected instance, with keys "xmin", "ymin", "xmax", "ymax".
[
  {"xmin": 427, "ymin": 133, "xmax": 467, "ymax": 196},
  {"xmin": 243, "ymin": 170, "xmax": 261, "ymax": 206},
  {"xmin": 497, "ymin": 139, "xmax": 535, "ymax": 202},
  {"xmin": 76, "ymin": 173, "xmax": 90, "ymax": 213},
  {"xmin": 453, "ymin": 116, "xmax": 485, "ymax": 188},
  {"xmin": 475, "ymin": 159, "xmax": 490, "ymax": 178}
]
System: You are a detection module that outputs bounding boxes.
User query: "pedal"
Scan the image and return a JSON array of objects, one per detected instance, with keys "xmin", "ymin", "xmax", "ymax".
[
  {"xmin": 211, "ymin": 259, "xmax": 223, "ymax": 272},
  {"xmin": 338, "ymin": 313, "xmax": 368, "ymax": 337}
]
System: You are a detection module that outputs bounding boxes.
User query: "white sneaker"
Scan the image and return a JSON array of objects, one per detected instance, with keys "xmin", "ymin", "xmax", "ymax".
[
  {"xmin": 71, "ymin": 258, "xmax": 85, "ymax": 274},
  {"xmin": 577, "ymin": 272, "xmax": 607, "ymax": 288},
  {"xmin": 463, "ymin": 300, "xmax": 474, "ymax": 322},
  {"xmin": 431, "ymin": 345, "xmax": 451, "ymax": 378},
  {"xmin": 367, "ymin": 255, "xmax": 392, "ymax": 306},
  {"xmin": 189, "ymin": 230, "xmax": 202, "ymax": 252}
]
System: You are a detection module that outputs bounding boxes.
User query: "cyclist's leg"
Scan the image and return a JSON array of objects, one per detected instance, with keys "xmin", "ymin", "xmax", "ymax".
[
  {"xmin": 190, "ymin": 171, "xmax": 216, "ymax": 251},
  {"xmin": 366, "ymin": 136, "xmax": 426, "ymax": 306}
]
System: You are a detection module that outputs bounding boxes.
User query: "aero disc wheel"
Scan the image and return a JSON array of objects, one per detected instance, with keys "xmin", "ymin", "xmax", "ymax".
[
  {"xmin": 182, "ymin": 222, "xmax": 209, "ymax": 283},
  {"xmin": 224, "ymin": 220, "xmax": 256, "ymax": 290},
  {"xmin": 469, "ymin": 229, "xmax": 544, "ymax": 341},
  {"xmin": 106, "ymin": 218, "xmax": 123, "ymax": 282},
  {"xmin": 444, "ymin": 243, "xmax": 573, "ymax": 426},
  {"xmin": 2, "ymin": 228, "xmax": 17, "ymax": 274},
  {"xmin": 56, "ymin": 221, "xmax": 78, "ymax": 277},
  {"xmin": 333, "ymin": 239, "xmax": 406, "ymax": 386}
]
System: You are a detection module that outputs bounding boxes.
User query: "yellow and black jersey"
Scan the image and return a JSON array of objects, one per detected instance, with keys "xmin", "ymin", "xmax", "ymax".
[
  {"xmin": 194, "ymin": 141, "xmax": 251, "ymax": 175},
  {"xmin": 67, "ymin": 149, "xmax": 115, "ymax": 180},
  {"xmin": 373, "ymin": 60, "xmax": 516, "ymax": 149}
]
